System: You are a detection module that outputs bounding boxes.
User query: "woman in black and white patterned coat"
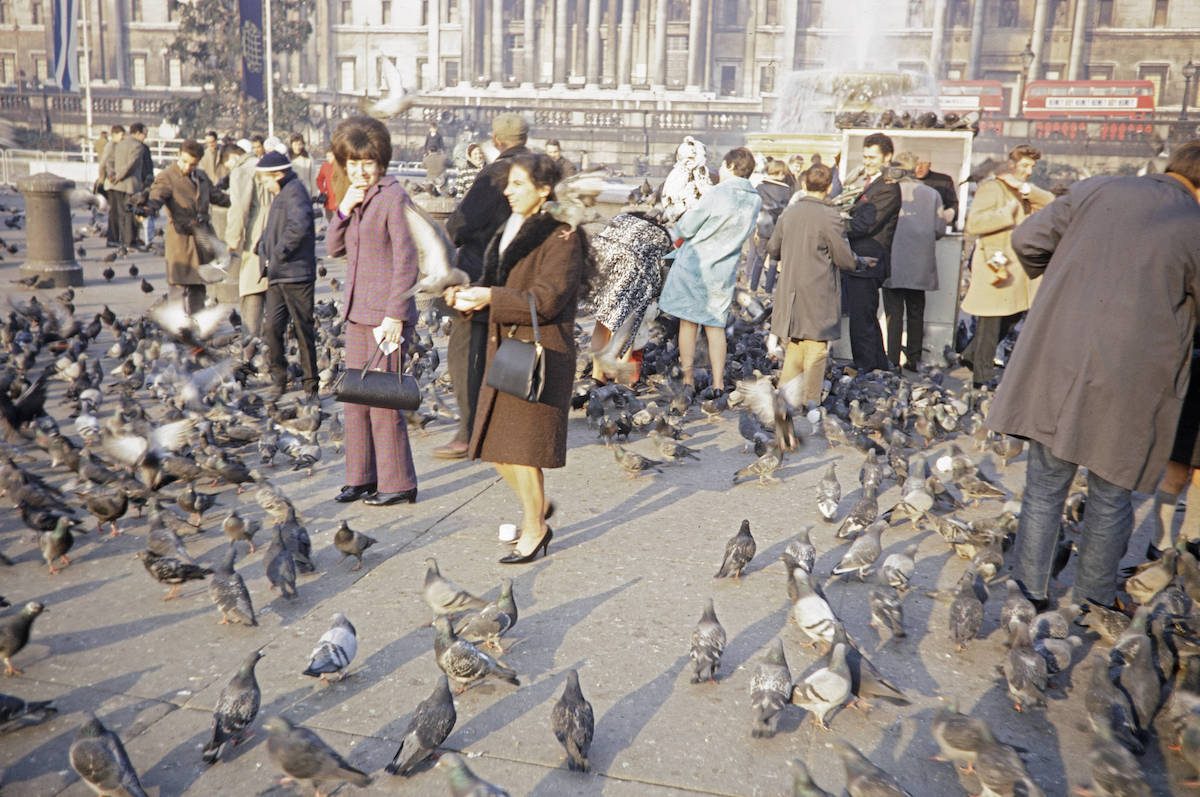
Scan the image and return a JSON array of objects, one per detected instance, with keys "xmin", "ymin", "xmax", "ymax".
[{"xmin": 587, "ymin": 210, "xmax": 674, "ymax": 382}]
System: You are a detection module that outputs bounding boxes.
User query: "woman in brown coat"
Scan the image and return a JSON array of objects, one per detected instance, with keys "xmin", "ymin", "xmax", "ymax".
[{"xmin": 445, "ymin": 154, "xmax": 589, "ymax": 563}]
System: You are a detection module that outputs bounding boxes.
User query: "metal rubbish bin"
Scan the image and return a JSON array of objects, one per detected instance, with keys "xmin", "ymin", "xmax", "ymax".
[{"xmin": 17, "ymin": 172, "xmax": 83, "ymax": 287}]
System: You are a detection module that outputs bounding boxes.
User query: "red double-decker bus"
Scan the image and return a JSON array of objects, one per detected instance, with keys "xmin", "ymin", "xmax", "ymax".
[
  {"xmin": 938, "ymin": 80, "xmax": 1006, "ymax": 134},
  {"xmin": 1022, "ymin": 80, "xmax": 1156, "ymax": 141}
]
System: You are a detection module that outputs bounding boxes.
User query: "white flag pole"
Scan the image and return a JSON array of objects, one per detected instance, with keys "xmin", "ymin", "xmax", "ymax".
[
  {"xmin": 80, "ymin": 0, "xmax": 94, "ymax": 155},
  {"xmin": 264, "ymin": 0, "xmax": 274, "ymax": 137}
]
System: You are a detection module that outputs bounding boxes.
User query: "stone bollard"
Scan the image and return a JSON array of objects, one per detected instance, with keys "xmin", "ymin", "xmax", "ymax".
[{"xmin": 17, "ymin": 172, "xmax": 83, "ymax": 287}]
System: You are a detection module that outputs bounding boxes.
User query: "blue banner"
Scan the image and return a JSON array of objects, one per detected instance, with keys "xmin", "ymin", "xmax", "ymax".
[
  {"xmin": 239, "ymin": 0, "xmax": 265, "ymax": 102},
  {"xmin": 52, "ymin": 0, "xmax": 79, "ymax": 92}
]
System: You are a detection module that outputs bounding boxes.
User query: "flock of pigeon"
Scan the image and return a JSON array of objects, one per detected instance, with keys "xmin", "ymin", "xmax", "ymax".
[{"xmin": 1, "ymin": 192, "xmax": 1199, "ymax": 797}]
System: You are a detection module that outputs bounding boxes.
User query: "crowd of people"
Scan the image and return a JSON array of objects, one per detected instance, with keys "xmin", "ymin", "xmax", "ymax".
[{"xmin": 102, "ymin": 108, "xmax": 1200, "ymax": 610}]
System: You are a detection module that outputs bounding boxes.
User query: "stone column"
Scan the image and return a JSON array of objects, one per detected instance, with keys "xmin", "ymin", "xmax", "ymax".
[
  {"xmin": 780, "ymin": 0, "xmax": 797, "ymax": 73},
  {"xmin": 586, "ymin": 0, "xmax": 602, "ymax": 87},
  {"xmin": 524, "ymin": 0, "xmax": 537, "ymax": 86},
  {"xmin": 929, "ymin": 0, "xmax": 948, "ymax": 79},
  {"xmin": 652, "ymin": 0, "xmax": 668, "ymax": 89},
  {"xmin": 17, "ymin": 173, "xmax": 82, "ymax": 288},
  {"xmin": 112, "ymin": 0, "xmax": 130, "ymax": 88},
  {"xmin": 460, "ymin": 0, "xmax": 474, "ymax": 86},
  {"xmin": 1029, "ymin": 0, "xmax": 1050, "ymax": 80},
  {"xmin": 554, "ymin": 0, "xmax": 569, "ymax": 85},
  {"xmin": 742, "ymin": 0, "xmax": 757, "ymax": 97},
  {"xmin": 427, "ymin": 0, "xmax": 441, "ymax": 89},
  {"xmin": 491, "ymin": 0, "xmax": 506, "ymax": 85},
  {"xmin": 966, "ymin": 0, "xmax": 986, "ymax": 79},
  {"xmin": 1066, "ymin": 0, "xmax": 1089, "ymax": 80},
  {"xmin": 574, "ymin": 0, "xmax": 588, "ymax": 78},
  {"xmin": 618, "ymin": 0, "xmax": 635, "ymax": 89},
  {"xmin": 686, "ymin": 0, "xmax": 704, "ymax": 91},
  {"xmin": 635, "ymin": 0, "xmax": 650, "ymax": 85}
]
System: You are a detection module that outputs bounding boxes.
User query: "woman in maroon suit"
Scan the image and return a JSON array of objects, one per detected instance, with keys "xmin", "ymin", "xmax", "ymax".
[
  {"xmin": 446, "ymin": 154, "xmax": 591, "ymax": 563},
  {"xmin": 326, "ymin": 117, "xmax": 419, "ymax": 506}
]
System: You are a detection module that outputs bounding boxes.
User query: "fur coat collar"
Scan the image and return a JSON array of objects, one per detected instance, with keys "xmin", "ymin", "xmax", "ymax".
[{"xmin": 481, "ymin": 211, "xmax": 565, "ymax": 287}]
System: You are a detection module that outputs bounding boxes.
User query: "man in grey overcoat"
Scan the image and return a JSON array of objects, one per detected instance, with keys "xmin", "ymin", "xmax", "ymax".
[{"xmin": 987, "ymin": 141, "xmax": 1200, "ymax": 609}]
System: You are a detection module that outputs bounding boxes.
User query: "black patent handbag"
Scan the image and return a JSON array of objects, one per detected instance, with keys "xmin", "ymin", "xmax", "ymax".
[
  {"xmin": 334, "ymin": 343, "xmax": 422, "ymax": 411},
  {"xmin": 486, "ymin": 292, "xmax": 546, "ymax": 403}
]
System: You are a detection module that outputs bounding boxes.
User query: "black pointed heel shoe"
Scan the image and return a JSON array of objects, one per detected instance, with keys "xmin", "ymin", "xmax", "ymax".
[
  {"xmin": 499, "ymin": 528, "xmax": 553, "ymax": 564},
  {"xmin": 363, "ymin": 488, "xmax": 417, "ymax": 506}
]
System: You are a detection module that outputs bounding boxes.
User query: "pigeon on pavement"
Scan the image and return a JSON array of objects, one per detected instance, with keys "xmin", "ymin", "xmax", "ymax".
[
  {"xmin": 750, "ymin": 638, "xmax": 792, "ymax": 738},
  {"xmin": 265, "ymin": 526, "xmax": 298, "ymax": 600},
  {"xmin": 69, "ymin": 714, "xmax": 149, "ymax": 797},
  {"xmin": 452, "ymin": 578, "xmax": 518, "ymax": 652},
  {"xmin": 714, "ymin": 519, "xmax": 756, "ymax": 579},
  {"xmin": 0, "ymin": 692, "xmax": 57, "ymax": 734},
  {"xmin": 432, "ymin": 616, "xmax": 520, "ymax": 693},
  {"xmin": 827, "ymin": 519, "xmax": 885, "ymax": 584},
  {"xmin": 690, "ymin": 597, "xmax": 727, "ymax": 683},
  {"xmin": 1, "ymin": 601, "xmax": 46, "ymax": 676},
  {"xmin": 333, "ymin": 520, "xmax": 376, "ymax": 571},
  {"xmin": 784, "ymin": 526, "xmax": 817, "ymax": 574},
  {"xmin": 835, "ymin": 739, "xmax": 912, "ymax": 796},
  {"xmin": 931, "ymin": 698, "xmax": 995, "ymax": 771},
  {"xmin": 817, "ymin": 463, "xmax": 841, "ymax": 522},
  {"xmin": 551, "ymin": 668, "xmax": 594, "ymax": 772},
  {"xmin": 1003, "ymin": 622, "xmax": 1048, "ymax": 712},
  {"xmin": 202, "ymin": 649, "xmax": 263, "ymax": 764},
  {"xmin": 789, "ymin": 759, "xmax": 834, "ymax": 797},
  {"xmin": 264, "ymin": 716, "xmax": 372, "ymax": 795},
  {"xmin": 136, "ymin": 550, "xmax": 211, "ymax": 601},
  {"xmin": 209, "ymin": 546, "xmax": 257, "ymax": 627},
  {"xmin": 424, "ymin": 557, "xmax": 487, "ymax": 617},
  {"xmin": 788, "ymin": 565, "xmax": 839, "ymax": 651},
  {"xmin": 949, "ymin": 570, "xmax": 985, "ymax": 651},
  {"xmin": 302, "ymin": 613, "xmax": 358, "ymax": 684},
  {"xmin": 385, "ymin": 675, "xmax": 457, "ymax": 776},
  {"xmin": 790, "ymin": 642, "xmax": 851, "ymax": 729},
  {"xmin": 437, "ymin": 752, "xmax": 511, "ymax": 796}
]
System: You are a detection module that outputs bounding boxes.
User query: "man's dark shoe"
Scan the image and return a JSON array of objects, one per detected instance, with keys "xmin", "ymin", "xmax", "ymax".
[
  {"xmin": 335, "ymin": 483, "xmax": 377, "ymax": 503},
  {"xmin": 432, "ymin": 441, "xmax": 469, "ymax": 459},
  {"xmin": 364, "ymin": 488, "xmax": 418, "ymax": 506}
]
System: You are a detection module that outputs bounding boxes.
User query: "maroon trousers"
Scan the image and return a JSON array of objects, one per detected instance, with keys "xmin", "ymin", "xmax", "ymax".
[{"xmin": 343, "ymin": 321, "xmax": 418, "ymax": 493}]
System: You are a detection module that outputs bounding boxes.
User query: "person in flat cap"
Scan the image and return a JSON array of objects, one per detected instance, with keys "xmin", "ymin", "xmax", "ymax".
[
  {"xmin": 223, "ymin": 139, "xmax": 271, "ymax": 343},
  {"xmin": 438, "ymin": 112, "xmax": 533, "ymax": 459},
  {"xmin": 254, "ymin": 149, "xmax": 319, "ymax": 400}
]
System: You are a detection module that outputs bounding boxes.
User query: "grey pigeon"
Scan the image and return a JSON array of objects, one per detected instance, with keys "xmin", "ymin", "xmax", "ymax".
[
  {"xmin": 816, "ymin": 464, "xmax": 842, "ymax": 522},
  {"xmin": 1085, "ymin": 651, "xmax": 1145, "ymax": 755},
  {"xmin": 0, "ymin": 692, "xmax": 56, "ymax": 734},
  {"xmin": 1031, "ymin": 603, "xmax": 1082, "ymax": 641},
  {"xmin": 209, "ymin": 546, "xmax": 256, "ymax": 627},
  {"xmin": 424, "ymin": 557, "xmax": 487, "ymax": 617},
  {"xmin": 265, "ymin": 525, "xmax": 298, "ymax": 599},
  {"xmin": 830, "ymin": 627, "xmax": 910, "ymax": 706},
  {"xmin": 1033, "ymin": 634, "xmax": 1081, "ymax": 675},
  {"xmin": 869, "ymin": 582, "xmax": 906, "ymax": 645},
  {"xmin": 827, "ymin": 519, "xmax": 885, "ymax": 583},
  {"xmin": 714, "ymin": 519, "xmax": 756, "ymax": 579},
  {"xmin": 136, "ymin": 550, "xmax": 211, "ymax": 600},
  {"xmin": 1084, "ymin": 720, "xmax": 1151, "ymax": 797},
  {"xmin": 1003, "ymin": 622, "xmax": 1048, "ymax": 712},
  {"xmin": 222, "ymin": 510, "xmax": 259, "ymax": 553},
  {"xmin": 837, "ymin": 483, "xmax": 878, "ymax": 539},
  {"xmin": 974, "ymin": 739, "xmax": 1044, "ymax": 797},
  {"xmin": 277, "ymin": 507, "xmax": 315, "ymax": 573},
  {"xmin": 264, "ymin": 716, "xmax": 372, "ymax": 794},
  {"xmin": 432, "ymin": 616, "xmax": 520, "ymax": 693},
  {"xmin": 949, "ymin": 571, "xmax": 985, "ymax": 650},
  {"xmin": 791, "ymin": 642, "xmax": 851, "ymax": 729},
  {"xmin": 202, "ymin": 649, "xmax": 263, "ymax": 764},
  {"xmin": 437, "ymin": 751, "xmax": 511, "ymax": 796},
  {"xmin": 789, "ymin": 759, "xmax": 834, "ymax": 797},
  {"xmin": 302, "ymin": 613, "xmax": 358, "ymax": 684},
  {"xmin": 835, "ymin": 739, "xmax": 912, "ymax": 796},
  {"xmin": 1000, "ymin": 579, "xmax": 1036, "ymax": 640},
  {"xmin": 68, "ymin": 714, "xmax": 148, "ymax": 797},
  {"xmin": 788, "ymin": 565, "xmax": 839, "ymax": 650},
  {"xmin": 1, "ymin": 601, "xmax": 45, "ymax": 676},
  {"xmin": 452, "ymin": 578, "xmax": 518, "ymax": 652},
  {"xmin": 750, "ymin": 638, "xmax": 792, "ymax": 738},
  {"xmin": 551, "ymin": 668, "xmax": 594, "ymax": 772},
  {"xmin": 614, "ymin": 445, "xmax": 663, "ymax": 476},
  {"xmin": 385, "ymin": 675, "xmax": 456, "ymax": 776},
  {"xmin": 333, "ymin": 520, "xmax": 376, "ymax": 571},
  {"xmin": 879, "ymin": 543, "xmax": 918, "ymax": 592},
  {"xmin": 39, "ymin": 516, "xmax": 74, "ymax": 574},
  {"xmin": 1112, "ymin": 610, "xmax": 1164, "ymax": 731},
  {"xmin": 784, "ymin": 526, "xmax": 816, "ymax": 573},
  {"xmin": 690, "ymin": 598, "xmax": 727, "ymax": 683},
  {"xmin": 931, "ymin": 698, "xmax": 995, "ymax": 770},
  {"xmin": 733, "ymin": 442, "xmax": 784, "ymax": 484}
]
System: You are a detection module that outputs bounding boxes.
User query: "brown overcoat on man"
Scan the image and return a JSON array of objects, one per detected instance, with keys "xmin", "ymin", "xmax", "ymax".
[{"xmin": 146, "ymin": 163, "xmax": 229, "ymax": 285}]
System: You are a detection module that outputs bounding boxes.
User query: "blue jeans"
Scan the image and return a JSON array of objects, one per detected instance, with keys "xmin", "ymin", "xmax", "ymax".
[{"xmin": 1012, "ymin": 439, "xmax": 1133, "ymax": 606}]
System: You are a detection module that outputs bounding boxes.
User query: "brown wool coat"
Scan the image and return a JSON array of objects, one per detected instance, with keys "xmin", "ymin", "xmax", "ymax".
[
  {"xmin": 147, "ymin": 163, "xmax": 228, "ymax": 286},
  {"xmin": 469, "ymin": 213, "xmax": 585, "ymax": 469}
]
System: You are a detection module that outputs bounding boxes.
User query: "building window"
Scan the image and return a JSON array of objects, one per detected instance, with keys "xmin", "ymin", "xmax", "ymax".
[
  {"xmin": 1087, "ymin": 64, "xmax": 1113, "ymax": 80},
  {"xmin": 132, "ymin": 54, "xmax": 146, "ymax": 86},
  {"xmin": 380, "ymin": 0, "xmax": 390, "ymax": 24},
  {"xmin": 131, "ymin": 0, "xmax": 143, "ymax": 22},
  {"xmin": 446, "ymin": 0, "xmax": 458, "ymax": 23},
  {"xmin": 419, "ymin": 0, "xmax": 428, "ymax": 25},
  {"xmin": 907, "ymin": 0, "xmax": 923, "ymax": 27},
  {"xmin": 668, "ymin": 0, "xmax": 687, "ymax": 22},
  {"xmin": 759, "ymin": 62, "xmax": 775, "ymax": 93},
  {"xmin": 1096, "ymin": 0, "xmax": 1112, "ymax": 25},
  {"xmin": 997, "ymin": 0, "xmax": 1017, "ymax": 26},
  {"xmin": 1044, "ymin": 64, "xmax": 1064, "ymax": 79},
  {"xmin": 415, "ymin": 56, "xmax": 428, "ymax": 89},
  {"xmin": 339, "ymin": 58, "xmax": 356, "ymax": 92},
  {"xmin": 720, "ymin": 0, "xmax": 740, "ymax": 27},
  {"xmin": 1153, "ymin": 0, "xmax": 1167, "ymax": 27},
  {"xmin": 950, "ymin": 0, "xmax": 970, "ymax": 26},
  {"xmin": 762, "ymin": 0, "xmax": 778, "ymax": 25},
  {"xmin": 30, "ymin": 0, "xmax": 42, "ymax": 24},
  {"xmin": 444, "ymin": 58, "xmax": 459, "ymax": 84},
  {"xmin": 339, "ymin": 0, "xmax": 352, "ymax": 24},
  {"xmin": 168, "ymin": 57, "xmax": 181, "ymax": 87},
  {"xmin": 808, "ymin": 1, "xmax": 822, "ymax": 26},
  {"xmin": 0, "ymin": 53, "xmax": 13, "ymax": 84},
  {"xmin": 32, "ymin": 53, "xmax": 46, "ymax": 81},
  {"xmin": 0, "ymin": 0, "xmax": 9, "ymax": 24}
]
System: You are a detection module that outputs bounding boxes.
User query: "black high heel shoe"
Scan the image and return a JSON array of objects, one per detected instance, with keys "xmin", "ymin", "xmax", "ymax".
[{"xmin": 499, "ymin": 528, "xmax": 553, "ymax": 564}]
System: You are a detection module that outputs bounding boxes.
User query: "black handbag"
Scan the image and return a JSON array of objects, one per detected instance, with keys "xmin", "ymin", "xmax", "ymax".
[
  {"xmin": 486, "ymin": 292, "xmax": 546, "ymax": 402},
  {"xmin": 334, "ymin": 343, "xmax": 422, "ymax": 411}
]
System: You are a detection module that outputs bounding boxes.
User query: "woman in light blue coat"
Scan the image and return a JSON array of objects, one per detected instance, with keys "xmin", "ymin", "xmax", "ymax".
[{"xmin": 659, "ymin": 147, "xmax": 762, "ymax": 400}]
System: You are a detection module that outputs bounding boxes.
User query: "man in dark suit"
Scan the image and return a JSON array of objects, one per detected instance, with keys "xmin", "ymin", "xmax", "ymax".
[
  {"xmin": 915, "ymin": 155, "xmax": 959, "ymax": 227},
  {"xmin": 435, "ymin": 113, "xmax": 532, "ymax": 459},
  {"xmin": 845, "ymin": 132, "xmax": 901, "ymax": 372}
]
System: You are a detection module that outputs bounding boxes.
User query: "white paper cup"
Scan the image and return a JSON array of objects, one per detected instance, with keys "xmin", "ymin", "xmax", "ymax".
[{"xmin": 498, "ymin": 523, "xmax": 518, "ymax": 542}]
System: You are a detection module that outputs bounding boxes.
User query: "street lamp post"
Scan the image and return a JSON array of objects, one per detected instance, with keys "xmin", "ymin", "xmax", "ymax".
[
  {"xmin": 1181, "ymin": 60, "xmax": 1197, "ymax": 121},
  {"xmin": 1014, "ymin": 39, "xmax": 1035, "ymax": 118}
]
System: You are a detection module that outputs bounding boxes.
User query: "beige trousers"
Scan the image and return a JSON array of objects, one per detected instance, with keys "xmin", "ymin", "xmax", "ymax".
[{"xmin": 779, "ymin": 339, "xmax": 828, "ymax": 408}]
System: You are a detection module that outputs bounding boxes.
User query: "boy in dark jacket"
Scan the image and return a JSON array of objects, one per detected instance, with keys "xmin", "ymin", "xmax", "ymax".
[{"xmin": 255, "ymin": 151, "xmax": 318, "ymax": 399}]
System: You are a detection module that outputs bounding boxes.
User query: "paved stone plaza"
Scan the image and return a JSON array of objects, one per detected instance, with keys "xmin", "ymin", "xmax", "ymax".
[{"xmin": 0, "ymin": 185, "xmax": 1186, "ymax": 795}]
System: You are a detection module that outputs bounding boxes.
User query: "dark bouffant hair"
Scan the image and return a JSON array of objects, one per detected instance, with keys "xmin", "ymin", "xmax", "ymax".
[
  {"xmin": 863, "ymin": 132, "xmax": 895, "ymax": 157},
  {"xmin": 1168, "ymin": 140, "xmax": 1200, "ymax": 187},
  {"xmin": 508, "ymin": 152, "xmax": 562, "ymax": 197},
  {"xmin": 1008, "ymin": 144, "xmax": 1042, "ymax": 163},
  {"xmin": 804, "ymin": 163, "xmax": 833, "ymax": 194},
  {"xmin": 179, "ymin": 139, "xmax": 204, "ymax": 159},
  {"xmin": 723, "ymin": 147, "xmax": 755, "ymax": 178},
  {"xmin": 331, "ymin": 116, "xmax": 392, "ymax": 170}
]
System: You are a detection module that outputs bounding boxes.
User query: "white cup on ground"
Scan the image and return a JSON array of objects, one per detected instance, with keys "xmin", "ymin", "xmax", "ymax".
[{"xmin": 498, "ymin": 523, "xmax": 518, "ymax": 542}]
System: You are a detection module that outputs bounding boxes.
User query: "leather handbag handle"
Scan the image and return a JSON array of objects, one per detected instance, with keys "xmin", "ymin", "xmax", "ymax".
[
  {"xmin": 358, "ymin": 340, "xmax": 413, "ymax": 384},
  {"xmin": 527, "ymin": 292, "xmax": 541, "ymax": 345}
]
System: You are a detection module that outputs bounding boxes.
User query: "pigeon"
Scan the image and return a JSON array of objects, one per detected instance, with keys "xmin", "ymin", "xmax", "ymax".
[
  {"xmin": 714, "ymin": 519, "xmax": 756, "ymax": 579},
  {"xmin": 424, "ymin": 557, "xmax": 487, "ymax": 617},
  {"xmin": 302, "ymin": 613, "xmax": 358, "ymax": 684},
  {"xmin": 837, "ymin": 483, "xmax": 878, "ymax": 539},
  {"xmin": 385, "ymin": 675, "xmax": 457, "ymax": 776},
  {"xmin": 1076, "ymin": 599, "xmax": 1131, "ymax": 645},
  {"xmin": 791, "ymin": 642, "xmax": 852, "ymax": 729},
  {"xmin": 733, "ymin": 442, "xmax": 784, "ymax": 484},
  {"xmin": 750, "ymin": 638, "xmax": 792, "ymax": 738},
  {"xmin": 1031, "ymin": 603, "xmax": 1082, "ymax": 641},
  {"xmin": 690, "ymin": 597, "xmax": 727, "ymax": 683},
  {"xmin": 432, "ymin": 616, "xmax": 520, "ymax": 693},
  {"xmin": 835, "ymin": 739, "xmax": 912, "ymax": 796},
  {"xmin": 869, "ymin": 582, "xmax": 906, "ymax": 644},
  {"xmin": 264, "ymin": 716, "xmax": 372, "ymax": 795},
  {"xmin": 333, "ymin": 520, "xmax": 376, "ymax": 571},
  {"xmin": 785, "ymin": 526, "xmax": 817, "ymax": 574},
  {"xmin": 614, "ymin": 445, "xmax": 664, "ymax": 476},
  {"xmin": 177, "ymin": 483, "xmax": 217, "ymax": 526},
  {"xmin": 1085, "ymin": 651, "xmax": 1145, "ymax": 756},
  {"xmin": 737, "ymin": 373, "xmax": 805, "ymax": 452},
  {"xmin": 931, "ymin": 698, "xmax": 995, "ymax": 770},
  {"xmin": 879, "ymin": 543, "xmax": 918, "ymax": 593},
  {"xmin": 949, "ymin": 570, "xmax": 985, "ymax": 650},
  {"xmin": 437, "ymin": 752, "xmax": 511, "ymax": 796},
  {"xmin": 69, "ymin": 714, "xmax": 149, "ymax": 797},
  {"xmin": 452, "ymin": 578, "xmax": 518, "ymax": 652},
  {"xmin": 788, "ymin": 565, "xmax": 839, "ymax": 650},
  {"xmin": 209, "ymin": 546, "xmax": 257, "ymax": 627},
  {"xmin": 0, "ymin": 692, "xmax": 57, "ymax": 734},
  {"xmin": 136, "ymin": 550, "xmax": 212, "ymax": 600},
  {"xmin": 265, "ymin": 525, "xmax": 298, "ymax": 599},
  {"xmin": 551, "ymin": 668, "xmax": 594, "ymax": 772},
  {"xmin": 1033, "ymin": 634, "xmax": 1081, "ymax": 675},
  {"xmin": 40, "ymin": 515, "xmax": 74, "ymax": 574},
  {"xmin": 1000, "ymin": 579, "xmax": 1037, "ymax": 640},
  {"xmin": 1003, "ymin": 623, "xmax": 1048, "ymax": 712},
  {"xmin": 828, "ymin": 519, "xmax": 885, "ymax": 583},
  {"xmin": 202, "ymin": 649, "xmax": 263, "ymax": 764},
  {"xmin": 789, "ymin": 759, "xmax": 835, "ymax": 797},
  {"xmin": 367, "ymin": 52, "xmax": 418, "ymax": 118},
  {"xmin": 221, "ymin": 510, "xmax": 259, "ymax": 554},
  {"xmin": 1082, "ymin": 719, "xmax": 1151, "ymax": 797},
  {"xmin": 974, "ymin": 739, "xmax": 1044, "ymax": 797},
  {"xmin": 829, "ymin": 626, "xmax": 910, "ymax": 707},
  {"xmin": 139, "ymin": 277, "xmax": 153, "ymax": 294}
]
